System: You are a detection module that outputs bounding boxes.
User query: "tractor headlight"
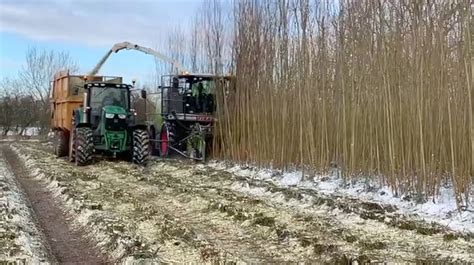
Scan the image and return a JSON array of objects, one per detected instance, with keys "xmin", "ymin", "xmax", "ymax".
[
  {"xmin": 105, "ymin": 113, "xmax": 115, "ymax": 119},
  {"xmin": 118, "ymin": 114, "xmax": 127, "ymax": 119}
]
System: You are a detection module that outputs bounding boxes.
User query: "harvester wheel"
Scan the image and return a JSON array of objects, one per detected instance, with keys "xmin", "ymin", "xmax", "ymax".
[
  {"xmin": 75, "ymin": 127, "xmax": 93, "ymax": 166},
  {"xmin": 132, "ymin": 129, "xmax": 149, "ymax": 166},
  {"xmin": 53, "ymin": 130, "xmax": 68, "ymax": 157},
  {"xmin": 159, "ymin": 125, "xmax": 170, "ymax": 157}
]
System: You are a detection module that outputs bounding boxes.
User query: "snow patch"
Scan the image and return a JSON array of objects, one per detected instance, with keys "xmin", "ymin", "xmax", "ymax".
[
  {"xmin": 3, "ymin": 127, "xmax": 39, "ymax": 136},
  {"xmin": 0, "ymin": 156, "xmax": 50, "ymax": 263},
  {"xmin": 209, "ymin": 162, "xmax": 474, "ymax": 234},
  {"xmin": 280, "ymin": 171, "xmax": 302, "ymax": 186},
  {"xmin": 12, "ymin": 144, "xmax": 152, "ymax": 263}
]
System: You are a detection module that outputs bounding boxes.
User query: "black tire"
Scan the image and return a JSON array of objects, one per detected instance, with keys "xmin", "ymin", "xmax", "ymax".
[
  {"xmin": 53, "ymin": 130, "xmax": 68, "ymax": 157},
  {"xmin": 132, "ymin": 129, "xmax": 149, "ymax": 166},
  {"xmin": 75, "ymin": 127, "xmax": 93, "ymax": 166}
]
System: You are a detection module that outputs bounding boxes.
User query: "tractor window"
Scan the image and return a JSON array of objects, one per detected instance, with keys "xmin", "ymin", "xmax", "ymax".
[{"xmin": 90, "ymin": 87, "xmax": 129, "ymax": 110}]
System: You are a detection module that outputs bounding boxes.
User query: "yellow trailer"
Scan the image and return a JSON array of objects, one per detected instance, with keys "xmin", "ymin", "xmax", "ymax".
[{"xmin": 50, "ymin": 70, "xmax": 122, "ymax": 158}]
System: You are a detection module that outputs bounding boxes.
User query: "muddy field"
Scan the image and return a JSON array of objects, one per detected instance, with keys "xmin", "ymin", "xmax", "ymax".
[
  {"xmin": 0, "ymin": 141, "xmax": 473, "ymax": 263},
  {"xmin": 0, "ymin": 148, "xmax": 50, "ymax": 263}
]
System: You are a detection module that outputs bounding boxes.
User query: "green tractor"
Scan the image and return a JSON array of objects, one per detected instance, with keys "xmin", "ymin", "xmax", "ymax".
[
  {"xmin": 70, "ymin": 82, "xmax": 149, "ymax": 166},
  {"xmin": 51, "ymin": 72, "xmax": 150, "ymax": 166}
]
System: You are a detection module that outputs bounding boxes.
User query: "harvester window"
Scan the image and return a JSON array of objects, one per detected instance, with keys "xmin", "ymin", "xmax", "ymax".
[{"xmin": 189, "ymin": 80, "xmax": 215, "ymax": 113}]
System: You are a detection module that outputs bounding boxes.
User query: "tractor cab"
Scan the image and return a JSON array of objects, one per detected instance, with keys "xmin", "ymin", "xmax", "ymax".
[
  {"xmin": 157, "ymin": 73, "xmax": 232, "ymax": 160},
  {"xmin": 79, "ymin": 83, "xmax": 133, "ymax": 151},
  {"xmin": 87, "ymin": 83, "xmax": 131, "ymax": 130}
]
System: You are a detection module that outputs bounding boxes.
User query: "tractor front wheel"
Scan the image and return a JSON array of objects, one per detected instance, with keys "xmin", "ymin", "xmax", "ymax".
[
  {"xmin": 75, "ymin": 127, "xmax": 93, "ymax": 166},
  {"xmin": 53, "ymin": 130, "xmax": 68, "ymax": 157},
  {"xmin": 132, "ymin": 129, "xmax": 149, "ymax": 166}
]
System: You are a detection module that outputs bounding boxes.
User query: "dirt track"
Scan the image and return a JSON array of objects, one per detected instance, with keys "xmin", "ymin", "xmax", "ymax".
[
  {"xmin": 1, "ymin": 145, "xmax": 106, "ymax": 264},
  {"xmin": 2, "ymin": 141, "xmax": 474, "ymax": 263}
]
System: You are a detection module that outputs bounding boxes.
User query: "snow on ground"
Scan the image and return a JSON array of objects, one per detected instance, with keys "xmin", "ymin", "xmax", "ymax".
[
  {"xmin": 0, "ymin": 154, "xmax": 50, "ymax": 263},
  {"xmin": 208, "ymin": 161, "xmax": 474, "ymax": 234},
  {"xmin": 9, "ymin": 143, "xmax": 474, "ymax": 262},
  {"xmin": 13, "ymin": 150, "xmax": 127, "ymax": 262},
  {"xmin": 3, "ymin": 127, "xmax": 39, "ymax": 137},
  {"xmin": 315, "ymin": 177, "xmax": 473, "ymax": 233},
  {"xmin": 12, "ymin": 145, "xmax": 160, "ymax": 263}
]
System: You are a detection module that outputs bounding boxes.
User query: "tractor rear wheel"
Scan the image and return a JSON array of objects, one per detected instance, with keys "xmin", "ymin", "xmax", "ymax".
[
  {"xmin": 132, "ymin": 129, "xmax": 149, "ymax": 166},
  {"xmin": 75, "ymin": 127, "xmax": 93, "ymax": 166},
  {"xmin": 53, "ymin": 130, "xmax": 68, "ymax": 157}
]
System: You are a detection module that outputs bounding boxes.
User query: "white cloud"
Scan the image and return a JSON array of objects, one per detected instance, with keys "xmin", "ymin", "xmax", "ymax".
[{"xmin": 0, "ymin": 0, "xmax": 199, "ymax": 47}]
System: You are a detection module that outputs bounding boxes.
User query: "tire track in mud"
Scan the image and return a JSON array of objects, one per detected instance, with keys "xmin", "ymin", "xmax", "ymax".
[
  {"xmin": 0, "ymin": 150, "xmax": 52, "ymax": 263},
  {"xmin": 14, "ymin": 143, "xmax": 474, "ymax": 263},
  {"xmin": 14, "ymin": 144, "xmax": 358, "ymax": 262},
  {"xmin": 1, "ymin": 146, "xmax": 107, "ymax": 264},
  {"xmin": 13, "ymin": 146, "xmax": 268, "ymax": 262}
]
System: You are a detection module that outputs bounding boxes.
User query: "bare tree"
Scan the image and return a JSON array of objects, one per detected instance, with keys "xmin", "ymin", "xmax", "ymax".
[
  {"xmin": 168, "ymin": 26, "xmax": 187, "ymax": 72},
  {"xmin": 0, "ymin": 87, "xmax": 14, "ymax": 136},
  {"xmin": 19, "ymin": 47, "xmax": 78, "ymax": 134},
  {"xmin": 0, "ymin": 78, "xmax": 41, "ymax": 136}
]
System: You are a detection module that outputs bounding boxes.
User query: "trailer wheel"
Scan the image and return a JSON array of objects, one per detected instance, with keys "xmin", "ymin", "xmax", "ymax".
[
  {"xmin": 75, "ymin": 127, "xmax": 93, "ymax": 166},
  {"xmin": 132, "ymin": 129, "xmax": 149, "ymax": 166},
  {"xmin": 53, "ymin": 130, "xmax": 68, "ymax": 157}
]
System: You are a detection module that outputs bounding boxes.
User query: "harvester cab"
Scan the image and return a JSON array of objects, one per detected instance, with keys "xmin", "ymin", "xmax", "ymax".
[{"xmin": 156, "ymin": 73, "xmax": 231, "ymax": 161}]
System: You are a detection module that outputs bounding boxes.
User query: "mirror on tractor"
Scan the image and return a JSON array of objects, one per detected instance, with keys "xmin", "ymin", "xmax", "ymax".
[{"xmin": 141, "ymin": 89, "xmax": 147, "ymax": 99}]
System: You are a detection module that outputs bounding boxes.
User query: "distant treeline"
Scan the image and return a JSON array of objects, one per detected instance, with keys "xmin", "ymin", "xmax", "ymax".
[{"xmin": 0, "ymin": 48, "xmax": 78, "ymax": 136}]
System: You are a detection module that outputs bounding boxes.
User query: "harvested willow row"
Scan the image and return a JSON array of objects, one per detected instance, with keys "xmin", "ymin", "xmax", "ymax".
[{"xmin": 212, "ymin": 0, "xmax": 473, "ymax": 205}]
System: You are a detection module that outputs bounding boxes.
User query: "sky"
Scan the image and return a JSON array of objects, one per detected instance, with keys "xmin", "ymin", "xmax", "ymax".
[{"xmin": 0, "ymin": 0, "xmax": 204, "ymax": 87}]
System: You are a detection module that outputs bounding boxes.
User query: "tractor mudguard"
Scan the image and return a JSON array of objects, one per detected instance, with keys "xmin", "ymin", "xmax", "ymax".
[{"xmin": 73, "ymin": 109, "xmax": 91, "ymax": 128}]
